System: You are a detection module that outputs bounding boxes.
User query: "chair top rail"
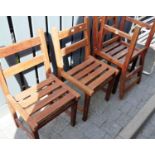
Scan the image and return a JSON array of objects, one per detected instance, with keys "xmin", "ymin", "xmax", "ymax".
[
  {"xmin": 58, "ymin": 23, "xmax": 87, "ymax": 40},
  {"xmin": 0, "ymin": 37, "xmax": 41, "ymax": 58},
  {"xmin": 126, "ymin": 16, "xmax": 152, "ymax": 29},
  {"xmin": 104, "ymin": 24, "xmax": 132, "ymax": 40}
]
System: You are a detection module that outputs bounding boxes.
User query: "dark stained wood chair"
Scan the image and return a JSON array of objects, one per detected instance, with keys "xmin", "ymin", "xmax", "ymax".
[
  {"xmin": 51, "ymin": 17, "xmax": 118, "ymax": 121},
  {"xmin": 93, "ymin": 16, "xmax": 155, "ymax": 99},
  {"xmin": 0, "ymin": 29, "xmax": 80, "ymax": 139}
]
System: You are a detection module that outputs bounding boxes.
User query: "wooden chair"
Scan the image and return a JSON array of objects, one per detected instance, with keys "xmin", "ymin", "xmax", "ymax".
[
  {"xmin": 93, "ymin": 16, "xmax": 155, "ymax": 99},
  {"xmin": 0, "ymin": 29, "xmax": 80, "ymax": 139},
  {"xmin": 51, "ymin": 17, "xmax": 118, "ymax": 121}
]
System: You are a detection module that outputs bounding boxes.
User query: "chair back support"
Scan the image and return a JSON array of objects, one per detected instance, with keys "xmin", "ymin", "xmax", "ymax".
[
  {"xmin": 0, "ymin": 29, "xmax": 51, "ymax": 96},
  {"xmin": 51, "ymin": 17, "xmax": 90, "ymax": 74},
  {"xmin": 93, "ymin": 16, "xmax": 141, "ymax": 69},
  {"xmin": 120, "ymin": 16, "xmax": 155, "ymax": 49}
]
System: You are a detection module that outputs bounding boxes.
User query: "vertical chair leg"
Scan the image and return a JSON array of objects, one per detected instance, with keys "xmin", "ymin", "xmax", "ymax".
[
  {"xmin": 137, "ymin": 55, "xmax": 145, "ymax": 84},
  {"xmin": 8, "ymin": 103, "xmax": 19, "ymax": 128},
  {"xmin": 31, "ymin": 130, "xmax": 39, "ymax": 139},
  {"xmin": 71, "ymin": 102, "xmax": 77, "ymax": 127},
  {"xmin": 105, "ymin": 78, "xmax": 115, "ymax": 101},
  {"xmin": 82, "ymin": 94, "xmax": 91, "ymax": 122},
  {"xmin": 112, "ymin": 71, "xmax": 121, "ymax": 94},
  {"xmin": 119, "ymin": 75, "xmax": 126, "ymax": 99}
]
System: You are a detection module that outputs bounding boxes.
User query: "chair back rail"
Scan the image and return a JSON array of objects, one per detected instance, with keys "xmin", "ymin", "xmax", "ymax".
[
  {"xmin": 51, "ymin": 17, "xmax": 91, "ymax": 75},
  {"xmin": 93, "ymin": 16, "xmax": 141, "ymax": 69},
  {"xmin": 0, "ymin": 29, "xmax": 51, "ymax": 97}
]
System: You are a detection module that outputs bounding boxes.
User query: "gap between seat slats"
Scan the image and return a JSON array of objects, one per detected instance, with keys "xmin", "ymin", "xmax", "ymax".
[
  {"xmin": 73, "ymin": 62, "xmax": 101, "ymax": 80},
  {"xmin": 67, "ymin": 56, "xmax": 95, "ymax": 76},
  {"xmin": 31, "ymin": 93, "xmax": 75, "ymax": 123},
  {"xmin": 80, "ymin": 65, "xmax": 109, "ymax": 85},
  {"xmin": 19, "ymin": 82, "xmax": 61, "ymax": 108},
  {"xmin": 88, "ymin": 70, "xmax": 115, "ymax": 90},
  {"xmin": 103, "ymin": 42, "xmax": 120, "ymax": 53},
  {"xmin": 106, "ymin": 45, "xmax": 127, "ymax": 56},
  {"xmin": 112, "ymin": 48, "xmax": 128, "ymax": 59},
  {"xmin": 25, "ymin": 87, "xmax": 69, "ymax": 115},
  {"xmin": 15, "ymin": 76, "xmax": 55, "ymax": 101}
]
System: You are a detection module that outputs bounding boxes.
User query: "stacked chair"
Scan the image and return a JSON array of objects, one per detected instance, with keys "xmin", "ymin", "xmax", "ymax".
[
  {"xmin": 93, "ymin": 16, "xmax": 155, "ymax": 99},
  {"xmin": 51, "ymin": 17, "xmax": 118, "ymax": 121},
  {"xmin": 0, "ymin": 16, "xmax": 155, "ymax": 138}
]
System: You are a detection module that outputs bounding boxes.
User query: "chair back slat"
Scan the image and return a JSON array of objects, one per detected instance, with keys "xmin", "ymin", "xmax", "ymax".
[
  {"xmin": 0, "ymin": 37, "xmax": 41, "ymax": 58},
  {"xmin": 120, "ymin": 16, "xmax": 155, "ymax": 49},
  {"xmin": 51, "ymin": 16, "xmax": 90, "ymax": 75},
  {"xmin": 59, "ymin": 23, "xmax": 87, "ymax": 40},
  {"xmin": 0, "ymin": 29, "xmax": 51, "ymax": 96},
  {"xmin": 3, "ymin": 55, "xmax": 44, "ymax": 78},
  {"xmin": 61, "ymin": 38, "xmax": 87, "ymax": 56},
  {"xmin": 104, "ymin": 24, "xmax": 132, "ymax": 40}
]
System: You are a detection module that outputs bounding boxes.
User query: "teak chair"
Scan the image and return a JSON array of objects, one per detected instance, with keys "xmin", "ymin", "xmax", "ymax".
[
  {"xmin": 93, "ymin": 16, "xmax": 155, "ymax": 99},
  {"xmin": 0, "ymin": 29, "xmax": 80, "ymax": 139},
  {"xmin": 51, "ymin": 17, "xmax": 118, "ymax": 121}
]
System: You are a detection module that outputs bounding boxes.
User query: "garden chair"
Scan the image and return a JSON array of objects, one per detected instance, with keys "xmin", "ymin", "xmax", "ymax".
[
  {"xmin": 51, "ymin": 17, "xmax": 118, "ymax": 121},
  {"xmin": 0, "ymin": 29, "xmax": 80, "ymax": 139},
  {"xmin": 93, "ymin": 16, "xmax": 155, "ymax": 99}
]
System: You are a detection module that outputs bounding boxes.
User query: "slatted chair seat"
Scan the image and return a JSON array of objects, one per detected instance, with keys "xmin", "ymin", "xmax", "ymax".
[
  {"xmin": 13, "ymin": 75, "xmax": 77, "ymax": 126},
  {"xmin": 67, "ymin": 56, "xmax": 117, "ymax": 90},
  {"xmin": 0, "ymin": 29, "xmax": 80, "ymax": 139},
  {"xmin": 97, "ymin": 41, "xmax": 145, "ymax": 67},
  {"xmin": 52, "ymin": 17, "xmax": 118, "ymax": 121}
]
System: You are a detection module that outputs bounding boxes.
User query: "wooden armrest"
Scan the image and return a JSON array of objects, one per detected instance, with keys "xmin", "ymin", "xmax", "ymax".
[
  {"xmin": 126, "ymin": 17, "xmax": 152, "ymax": 30},
  {"xmin": 104, "ymin": 24, "xmax": 132, "ymax": 40},
  {"xmin": 60, "ymin": 70, "xmax": 94, "ymax": 96}
]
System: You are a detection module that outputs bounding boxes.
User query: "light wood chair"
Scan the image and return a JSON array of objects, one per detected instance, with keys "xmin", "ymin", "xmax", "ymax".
[
  {"xmin": 93, "ymin": 16, "xmax": 155, "ymax": 99},
  {"xmin": 51, "ymin": 17, "xmax": 118, "ymax": 121},
  {"xmin": 0, "ymin": 29, "xmax": 80, "ymax": 139}
]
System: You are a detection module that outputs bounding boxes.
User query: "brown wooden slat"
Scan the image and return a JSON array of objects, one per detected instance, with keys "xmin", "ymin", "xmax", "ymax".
[
  {"xmin": 102, "ymin": 36, "xmax": 120, "ymax": 47},
  {"xmin": 103, "ymin": 42, "xmax": 120, "ymax": 53},
  {"xmin": 104, "ymin": 25, "xmax": 132, "ymax": 40},
  {"xmin": 3, "ymin": 55, "xmax": 44, "ymax": 78},
  {"xmin": 118, "ymin": 56, "xmax": 126, "ymax": 64},
  {"xmin": 15, "ymin": 75, "xmax": 55, "ymax": 101},
  {"xmin": 61, "ymin": 39, "xmax": 87, "ymax": 56},
  {"xmin": 126, "ymin": 16, "xmax": 151, "ymax": 29},
  {"xmin": 54, "ymin": 77, "xmax": 80, "ymax": 99},
  {"xmin": 20, "ymin": 82, "xmax": 61, "ymax": 108},
  {"xmin": 88, "ymin": 69, "xmax": 115, "ymax": 90},
  {"xmin": 112, "ymin": 49, "xmax": 128, "ymax": 59},
  {"xmin": 59, "ymin": 23, "xmax": 87, "ymax": 39},
  {"xmin": 126, "ymin": 66, "xmax": 142, "ymax": 80},
  {"xmin": 26, "ymin": 87, "xmax": 68, "ymax": 115},
  {"xmin": 0, "ymin": 37, "xmax": 41, "ymax": 58},
  {"xmin": 96, "ymin": 50, "xmax": 123, "ymax": 68},
  {"xmin": 106, "ymin": 45, "xmax": 126, "ymax": 56},
  {"xmin": 81, "ymin": 65, "xmax": 108, "ymax": 85},
  {"xmin": 73, "ymin": 62, "xmax": 101, "ymax": 80},
  {"xmin": 67, "ymin": 56, "xmax": 95, "ymax": 76},
  {"xmin": 32, "ymin": 93, "xmax": 75, "ymax": 123}
]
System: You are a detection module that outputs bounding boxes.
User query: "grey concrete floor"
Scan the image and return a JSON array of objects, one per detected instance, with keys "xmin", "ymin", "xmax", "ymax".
[{"xmin": 1, "ymin": 68, "xmax": 155, "ymax": 139}]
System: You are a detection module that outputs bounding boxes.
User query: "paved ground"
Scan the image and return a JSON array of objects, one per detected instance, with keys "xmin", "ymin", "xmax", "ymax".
[{"xmin": 1, "ymin": 68, "xmax": 155, "ymax": 139}]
